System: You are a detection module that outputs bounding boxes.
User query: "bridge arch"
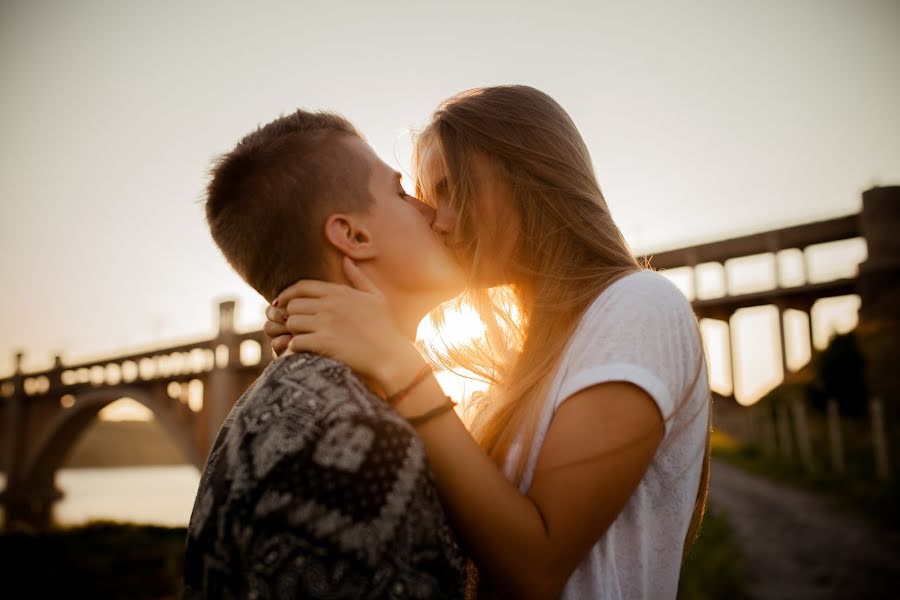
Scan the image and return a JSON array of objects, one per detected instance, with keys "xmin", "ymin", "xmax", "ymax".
[{"xmin": 22, "ymin": 386, "xmax": 201, "ymax": 497}]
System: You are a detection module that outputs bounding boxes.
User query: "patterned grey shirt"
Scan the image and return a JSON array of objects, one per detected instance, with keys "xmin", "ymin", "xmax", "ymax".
[{"xmin": 183, "ymin": 352, "xmax": 468, "ymax": 599}]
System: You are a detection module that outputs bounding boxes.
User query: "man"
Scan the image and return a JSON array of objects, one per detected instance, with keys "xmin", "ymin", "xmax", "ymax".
[{"xmin": 183, "ymin": 109, "xmax": 469, "ymax": 599}]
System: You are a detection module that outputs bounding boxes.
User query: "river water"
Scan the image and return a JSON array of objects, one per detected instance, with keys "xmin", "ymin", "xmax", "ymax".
[{"xmin": 0, "ymin": 465, "xmax": 201, "ymax": 527}]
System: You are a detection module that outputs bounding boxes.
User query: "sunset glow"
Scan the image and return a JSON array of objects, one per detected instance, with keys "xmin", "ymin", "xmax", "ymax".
[
  {"xmin": 417, "ymin": 303, "xmax": 487, "ymax": 350},
  {"xmin": 416, "ymin": 302, "xmax": 492, "ymax": 403}
]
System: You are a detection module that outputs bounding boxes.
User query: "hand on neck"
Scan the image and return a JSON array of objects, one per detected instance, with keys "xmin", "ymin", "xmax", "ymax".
[{"xmin": 323, "ymin": 253, "xmax": 428, "ymax": 341}]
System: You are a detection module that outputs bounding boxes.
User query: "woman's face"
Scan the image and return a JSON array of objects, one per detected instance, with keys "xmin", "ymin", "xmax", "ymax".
[{"xmin": 418, "ymin": 141, "xmax": 520, "ymax": 287}]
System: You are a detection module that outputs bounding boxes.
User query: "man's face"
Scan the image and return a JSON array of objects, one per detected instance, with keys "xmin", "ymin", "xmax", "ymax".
[{"xmin": 347, "ymin": 137, "xmax": 466, "ymax": 303}]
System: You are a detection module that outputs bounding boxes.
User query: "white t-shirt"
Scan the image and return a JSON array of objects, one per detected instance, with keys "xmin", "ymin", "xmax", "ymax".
[{"xmin": 503, "ymin": 270, "xmax": 710, "ymax": 600}]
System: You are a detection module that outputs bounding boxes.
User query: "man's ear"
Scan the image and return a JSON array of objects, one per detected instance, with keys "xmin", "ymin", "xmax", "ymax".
[{"xmin": 323, "ymin": 214, "xmax": 378, "ymax": 260}]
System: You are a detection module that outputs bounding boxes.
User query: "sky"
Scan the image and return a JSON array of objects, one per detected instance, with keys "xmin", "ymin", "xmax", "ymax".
[{"xmin": 2, "ymin": 0, "xmax": 899, "ymax": 405}]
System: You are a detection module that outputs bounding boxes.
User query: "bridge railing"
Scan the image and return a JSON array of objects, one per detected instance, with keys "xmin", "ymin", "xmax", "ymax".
[
  {"xmin": 637, "ymin": 214, "xmax": 860, "ymax": 271},
  {"xmin": 0, "ymin": 329, "xmax": 271, "ymax": 401}
]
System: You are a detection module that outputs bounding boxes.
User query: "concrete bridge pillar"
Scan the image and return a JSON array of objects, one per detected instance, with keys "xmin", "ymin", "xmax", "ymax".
[
  {"xmin": 3, "ymin": 352, "xmax": 25, "ymax": 483},
  {"xmin": 858, "ymin": 186, "xmax": 900, "ymax": 320},
  {"xmin": 806, "ymin": 307, "xmax": 815, "ymax": 353},
  {"xmin": 1, "ymin": 352, "xmax": 33, "ymax": 491},
  {"xmin": 777, "ymin": 303, "xmax": 790, "ymax": 377},
  {"xmin": 1, "ymin": 351, "xmax": 62, "ymax": 531},
  {"xmin": 728, "ymin": 316, "xmax": 739, "ymax": 400},
  {"xmin": 1, "ymin": 485, "xmax": 62, "ymax": 532},
  {"xmin": 201, "ymin": 301, "xmax": 244, "ymax": 463}
]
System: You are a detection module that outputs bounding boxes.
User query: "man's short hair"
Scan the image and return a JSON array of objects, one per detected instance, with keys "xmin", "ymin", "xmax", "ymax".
[{"xmin": 205, "ymin": 109, "xmax": 372, "ymax": 301}]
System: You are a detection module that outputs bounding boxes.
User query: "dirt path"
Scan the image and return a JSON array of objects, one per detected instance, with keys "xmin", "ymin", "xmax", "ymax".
[{"xmin": 708, "ymin": 458, "xmax": 900, "ymax": 600}]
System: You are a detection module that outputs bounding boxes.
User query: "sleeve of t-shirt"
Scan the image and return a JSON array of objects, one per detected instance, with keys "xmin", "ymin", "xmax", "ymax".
[{"xmin": 555, "ymin": 271, "xmax": 704, "ymax": 434}]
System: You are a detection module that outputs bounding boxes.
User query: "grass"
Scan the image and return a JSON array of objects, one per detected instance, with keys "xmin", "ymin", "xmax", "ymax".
[
  {"xmin": 711, "ymin": 430, "xmax": 900, "ymax": 532},
  {"xmin": 678, "ymin": 508, "xmax": 747, "ymax": 600}
]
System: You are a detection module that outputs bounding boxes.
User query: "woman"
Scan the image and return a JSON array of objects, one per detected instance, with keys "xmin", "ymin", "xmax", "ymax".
[{"xmin": 265, "ymin": 85, "xmax": 711, "ymax": 599}]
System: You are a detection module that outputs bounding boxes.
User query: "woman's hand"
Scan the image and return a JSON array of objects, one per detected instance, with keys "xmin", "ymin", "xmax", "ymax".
[
  {"xmin": 262, "ymin": 309, "xmax": 293, "ymax": 358},
  {"xmin": 268, "ymin": 257, "xmax": 427, "ymax": 392}
]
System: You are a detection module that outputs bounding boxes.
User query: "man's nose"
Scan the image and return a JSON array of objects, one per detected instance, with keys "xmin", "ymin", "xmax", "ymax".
[{"xmin": 432, "ymin": 205, "xmax": 458, "ymax": 236}]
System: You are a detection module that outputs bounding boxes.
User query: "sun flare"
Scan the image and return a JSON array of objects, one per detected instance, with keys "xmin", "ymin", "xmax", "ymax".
[
  {"xmin": 416, "ymin": 301, "xmax": 495, "ymax": 404},
  {"xmin": 416, "ymin": 303, "xmax": 487, "ymax": 349}
]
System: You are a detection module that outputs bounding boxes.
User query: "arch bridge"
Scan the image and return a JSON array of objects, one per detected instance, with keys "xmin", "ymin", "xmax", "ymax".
[{"xmin": 0, "ymin": 301, "xmax": 271, "ymax": 530}]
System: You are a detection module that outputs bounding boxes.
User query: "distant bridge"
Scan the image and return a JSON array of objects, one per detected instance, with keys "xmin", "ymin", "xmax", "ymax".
[
  {"xmin": 1, "ymin": 186, "xmax": 897, "ymax": 531},
  {"xmin": 635, "ymin": 186, "xmax": 899, "ymax": 440},
  {"xmin": 0, "ymin": 301, "xmax": 272, "ymax": 530},
  {"xmin": 636, "ymin": 209, "xmax": 866, "ymax": 399},
  {"xmin": 640, "ymin": 213, "xmax": 860, "ymax": 317}
]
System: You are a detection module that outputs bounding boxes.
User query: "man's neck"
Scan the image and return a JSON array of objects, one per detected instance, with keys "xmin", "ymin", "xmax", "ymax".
[
  {"xmin": 385, "ymin": 288, "xmax": 430, "ymax": 340},
  {"xmin": 326, "ymin": 268, "xmax": 425, "ymax": 342},
  {"xmin": 366, "ymin": 285, "xmax": 429, "ymax": 342},
  {"xmin": 324, "ymin": 264, "xmax": 430, "ymax": 398}
]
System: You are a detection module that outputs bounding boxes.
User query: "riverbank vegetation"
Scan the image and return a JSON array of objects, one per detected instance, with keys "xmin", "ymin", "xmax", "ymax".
[{"xmin": 0, "ymin": 522, "xmax": 185, "ymax": 598}]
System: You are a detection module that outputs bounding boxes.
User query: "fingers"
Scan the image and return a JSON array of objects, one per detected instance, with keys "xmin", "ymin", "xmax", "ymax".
[
  {"xmin": 266, "ymin": 299, "xmax": 318, "ymax": 331},
  {"xmin": 285, "ymin": 314, "xmax": 316, "ymax": 334},
  {"xmin": 287, "ymin": 332, "xmax": 325, "ymax": 355},
  {"xmin": 275, "ymin": 279, "xmax": 341, "ymax": 306},
  {"xmin": 263, "ymin": 317, "xmax": 290, "ymax": 339},
  {"xmin": 285, "ymin": 297, "xmax": 319, "ymax": 316},
  {"xmin": 342, "ymin": 257, "xmax": 383, "ymax": 295},
  {"xmin": 271, "ymin": 334, "xmax": 291, "ymax": 357},
  {"xmin": 265, "ymin": 304, "xmax": 286, "ymax": 323}
]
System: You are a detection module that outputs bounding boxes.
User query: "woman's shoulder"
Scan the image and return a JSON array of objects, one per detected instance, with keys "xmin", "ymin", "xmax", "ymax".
[
  {"xmin": 564, "ymin": 269, "xmax": 703, "ymax": 365},
  {"xmin": 584, "ymin": 269, "xmax": 693, "ymax": 323},
  {"xmin": 609, "ymin": 268, "xmax": 687, "ymax": 297}
]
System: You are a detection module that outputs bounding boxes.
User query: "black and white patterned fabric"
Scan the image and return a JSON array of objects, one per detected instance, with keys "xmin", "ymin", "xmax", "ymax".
[{"xmin": 183, "ymin": 352, "xmax": 468, "ymax": 599}]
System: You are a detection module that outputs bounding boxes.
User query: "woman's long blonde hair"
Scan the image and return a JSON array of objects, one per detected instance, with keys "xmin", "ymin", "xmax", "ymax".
[{"xmin": 413, "ymin": 85, "xmax": 710, "ymax": 556}]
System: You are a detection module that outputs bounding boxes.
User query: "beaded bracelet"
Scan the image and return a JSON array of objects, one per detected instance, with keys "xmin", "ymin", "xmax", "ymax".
[
  {"xmin": 386, "ymin": 363, "xmax": 435, "ymax": 407},
  {"xmin": 407, "ymin": 396, "xmax": 457, "ymax": 427}
]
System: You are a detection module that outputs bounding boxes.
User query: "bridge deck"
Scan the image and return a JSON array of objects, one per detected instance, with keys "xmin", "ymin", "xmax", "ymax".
[
  {"xmin": 691, "ymin": 277, "xmax": 857, "ymax": 317},
  {"xmin": 639, "ymin": 214, "xmax": 860, "ymax": 269}
]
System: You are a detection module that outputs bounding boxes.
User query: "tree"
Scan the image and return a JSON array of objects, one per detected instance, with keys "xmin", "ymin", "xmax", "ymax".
[{"xmin": 816, "ymin": 332, "xmax": 868, "ymax": 418}]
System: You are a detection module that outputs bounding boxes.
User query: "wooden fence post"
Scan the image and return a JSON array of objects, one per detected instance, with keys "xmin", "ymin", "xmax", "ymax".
[
  {"xmin": 742, "ymin": 406, "xmax": 751, "ymax": 445},
  {"xmin": 776, "ymin": 402, "xmax": 794, "ymax": 459},
  {"xmin": 870, "ymin": 396, "xmax": 891, "ymax": 482},
  {"xmin": 761, "ymin": 404, "xmax": 778, "ymax": 456},
  {"xmin": 791, "ymin": 396, "xmax": 814, "ymax": 471},
  {"xmin": 746, "ymin": 404, "xmax": 758, "ymax": 447},
  {"xmin": 826, "ymin": 398, "xmax": 845, "ymax": 475}
]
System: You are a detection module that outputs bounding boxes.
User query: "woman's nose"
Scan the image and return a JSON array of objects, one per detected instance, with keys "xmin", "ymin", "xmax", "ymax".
[
  {"xmin": 412, "ymin": 198, "xmax": 437, "ymax": 223},
  {"xmin": 432, "ymin": 205, "xmax": 458, "ymax": 236}
]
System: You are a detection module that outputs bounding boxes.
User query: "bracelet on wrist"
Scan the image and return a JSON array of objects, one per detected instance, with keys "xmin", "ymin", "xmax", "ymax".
[
  {"xmin": 407, "ymin": 396, "xmax": 456, "ymax": 427},
  {"xmin": 386, "ymin": 362, "xmax": 434, "ymax": 407}
]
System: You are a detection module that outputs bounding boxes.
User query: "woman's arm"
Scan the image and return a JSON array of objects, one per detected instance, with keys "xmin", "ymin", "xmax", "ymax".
[
  {"xmin": 270, "ymin": 261, "xmax": 664, "ymax": 599},
  {"xmin": 380, "ymin": 347, "xmax": 663, "ymax": 599}
]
